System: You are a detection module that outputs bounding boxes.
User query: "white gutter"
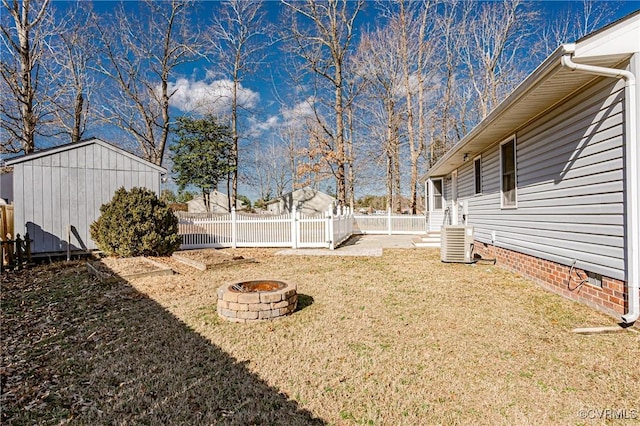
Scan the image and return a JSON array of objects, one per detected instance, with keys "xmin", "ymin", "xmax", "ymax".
[{"xmin": 561, "ymin": 44, "xmax": 639, "ymax": 324}]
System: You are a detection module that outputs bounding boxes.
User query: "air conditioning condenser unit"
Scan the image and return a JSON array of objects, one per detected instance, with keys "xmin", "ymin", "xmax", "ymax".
[{"xmin": 441, "ymin": 225, "xmax": 474, "ymax": 263}]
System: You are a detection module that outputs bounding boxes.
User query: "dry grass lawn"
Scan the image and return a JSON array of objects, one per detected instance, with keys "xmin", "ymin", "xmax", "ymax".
[{"xmin": 2, "ymin": 247, "xmax": 639, "ymax": 425}]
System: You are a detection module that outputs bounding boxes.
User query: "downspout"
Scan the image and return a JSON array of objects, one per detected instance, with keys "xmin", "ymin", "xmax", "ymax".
[{"xmin": 561, "ymin": 43, "xmax": 639, "ymax": 324}]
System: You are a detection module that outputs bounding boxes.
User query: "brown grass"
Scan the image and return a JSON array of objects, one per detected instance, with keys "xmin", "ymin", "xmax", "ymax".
[{"xmin": 2, "ymin": 248, "xmax": 639, "ymax": 425}]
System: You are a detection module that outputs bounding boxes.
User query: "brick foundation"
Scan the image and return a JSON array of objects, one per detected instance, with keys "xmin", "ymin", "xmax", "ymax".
[{"xmin": 474, "ymin": 242, "xmax": 628, "ymax": 319}]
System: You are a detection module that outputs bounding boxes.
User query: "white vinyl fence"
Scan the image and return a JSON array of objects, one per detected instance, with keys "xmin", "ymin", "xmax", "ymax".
[
  {"xmin": 353, "ymin": 209, "xmax": 427, "ymax": 235},
  {"xmin": 178, "ymin": 205, "xmax": 353, "ymax": 250},
  {"xmin": 177, "ymin": 206, "xmax": 425, "ymax": 250}
]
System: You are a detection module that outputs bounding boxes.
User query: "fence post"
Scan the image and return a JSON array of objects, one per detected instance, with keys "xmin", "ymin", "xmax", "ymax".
[
  {"xmin": 24, "ymin": 232, "xmax": 31, "ymax": 264},
  {"xmin": 387, "ymin": 207, "xmax": 392, "ymax": 235},
  {"xmin": 328, "ymin": 202, "xmax": 335, "ymax": 250},
  {"xmin": 4, "ymin": 233, "xmax": 13, "ymax": 268},
  {"xmin": 347, "ymin": 206, "xmax": 353, "ymax": 235},
  {"xmin": 290, "ymin": 205, "xmax": 298, "ymax": 249},
  {"xmin": 15, "ymin": 234, "xmax": 23, "ymax": 270},
  {"xmin": 231, "ymin": 207, "xmax": 237, "ymax": 249}
]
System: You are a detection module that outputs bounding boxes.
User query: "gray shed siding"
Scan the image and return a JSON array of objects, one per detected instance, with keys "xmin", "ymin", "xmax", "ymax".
[
  {"xmin": 12, "ymin": 141, "xmax": 162, "ymax": 254},
  {"xmin": 459, "ymin": 75, "xmax": 627, "ymax": 280}
]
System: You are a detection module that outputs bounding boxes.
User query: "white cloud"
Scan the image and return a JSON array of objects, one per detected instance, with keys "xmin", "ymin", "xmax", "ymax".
[
  {"xmin": 280, "ymin": 97, "xmax": 316, "ymax": 129},
  {"xmin": 166, "ymin": 78, "xmax": 260, "ymax": 116},
  {"xmin": 257, "ymin": 115, "xmax": 280, "ymax": 131},
  {"xmin": 246, "ymin": 114, "xmax": 280, "ymax": 137},
  {"xmin": 246, "ymin": 97, "xmax": 317, "ymax": 138}
]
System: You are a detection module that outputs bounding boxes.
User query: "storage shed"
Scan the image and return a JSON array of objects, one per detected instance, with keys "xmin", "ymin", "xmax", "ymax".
[{"xmin": 5, "ymin": 138, "xmax": 166, "ymax": 255}]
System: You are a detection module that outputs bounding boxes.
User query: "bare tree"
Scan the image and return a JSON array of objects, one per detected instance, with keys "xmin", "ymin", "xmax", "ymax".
[
  {"xmin": 354, "ymin": 27, "xmax": 403, "ymax": 212},
  {"xmin": 0, "ymin": 0, "xmax": 51, "ymax": 154},
  {"xmin": 282, "ymin": 0, "xmax": 364, "ymax": 205},
  {"xmin": 431, "ymin": 0, "xmax": 467, "ymax": 159},
  {"xmin": 459, "ymin": 0, "xmax": 538, "ymax": 121},
  {"xmin": 295, "ymin": 101, "xmax": 340, "ymax": 190},
  {"xmin": 394, "ymin": 0, "xmax": 436, "ymax": 213},
  {"xmin": 206, "ymin": 0, "xmax": 271, "ymax": 209},
  {"xmin": 537, "ymin": 0, "xmax": 619, "ymax": 57},
  {"xmin": 43, "ymin": 2, "xmax": 96, "ymax": 143},
  {"xmin": 249, "ymin": 135, "xmax": 293, "ymax": 205},
  {"xmin": 341, "ymin": 50, "xmax": 366, "ymax": 210},
  {"xmin": 92, "ymin": 0, "xmax": 198, "ymax": 165},
  {"xmin": 277, "ymin": 113, "xmax": 304, "ymax": 193}
]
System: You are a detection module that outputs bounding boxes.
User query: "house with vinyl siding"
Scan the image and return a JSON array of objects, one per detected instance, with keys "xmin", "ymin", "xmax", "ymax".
[
  {"xmin": 5, "ymin": 138, "xmax": 166, "ymax": 255},
  {"xmin": 422, "ymin": 12, "xmax": 639, "ymax": 324},
  {"xmin": 266, "ymin": 187, "xmax": 336, "ymax": 216},
  {"xmin": 187, "ymin": 191, "xmax": 247, "ymax": 213}
]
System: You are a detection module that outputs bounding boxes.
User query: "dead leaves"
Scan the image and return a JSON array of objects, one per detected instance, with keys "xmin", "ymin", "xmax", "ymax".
[{"xmin": 0, "ymin": 261, "xmax": 141, "ymax": 424}]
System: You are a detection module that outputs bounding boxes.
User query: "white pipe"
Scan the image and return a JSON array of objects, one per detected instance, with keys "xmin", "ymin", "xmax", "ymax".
[{"xmin": 561, "ymin": 44, "xmax": 639, "ymax": 324}]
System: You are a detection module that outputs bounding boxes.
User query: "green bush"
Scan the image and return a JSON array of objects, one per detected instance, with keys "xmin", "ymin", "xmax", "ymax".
[{"xmin": 90, "ymin": 187, "xmax": 182, "ymax": 257}]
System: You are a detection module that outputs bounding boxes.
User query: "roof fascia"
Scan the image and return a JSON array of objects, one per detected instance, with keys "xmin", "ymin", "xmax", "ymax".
[{"xmin": 5, "ymin": 137, "xmax": 166, "ymax": 173}]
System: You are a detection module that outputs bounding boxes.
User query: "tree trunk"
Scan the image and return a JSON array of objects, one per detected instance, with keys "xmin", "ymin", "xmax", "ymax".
[
  {"xmin": 346, "ymin": 104, "xmax": 355, "ymax": 210},
  {"xmin": 334, "ymin": 67, "xmax": 346, "ymax": 205},
  {"xmin": 231, "ymin": 77, "xmax": 239, "ymax": 209},
  {"xmin": 385, "ymin": 99, "xmax": 394, "ymax": 211},
  {"xmin": 72, "ymin": 92, "xmax": 84, "ymax": 143}
]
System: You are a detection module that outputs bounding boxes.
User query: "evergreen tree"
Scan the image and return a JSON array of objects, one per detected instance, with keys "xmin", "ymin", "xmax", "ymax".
[{"xmin": 170, "ymin": 116, "xmax": 235, "ymax": 212}]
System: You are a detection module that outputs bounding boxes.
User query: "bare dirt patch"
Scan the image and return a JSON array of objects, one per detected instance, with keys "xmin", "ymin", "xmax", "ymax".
[
  {"xmin": 88, "ymin": 256, "xmax": 173, "ymax": 279},
  {"xmin": 172, "ymin": 248, "xmax": 256, "ymax": 271}
]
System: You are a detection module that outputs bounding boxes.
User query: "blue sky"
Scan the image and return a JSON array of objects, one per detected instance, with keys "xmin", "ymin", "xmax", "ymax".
[
  {"xmin": 138, "ymin": 0, "xmax": 640, "ymax": 142},
  {"xmin": 77, "ymin": 0, "xmax": 640, "ymax": 130},
  {"xmin": 9, "ymin": 1, "xmax": 640, "ymax": 201}
]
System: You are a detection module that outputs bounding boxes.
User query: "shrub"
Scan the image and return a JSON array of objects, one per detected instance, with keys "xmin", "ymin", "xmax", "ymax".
[{"xmin": 90, "ymin": 187, "xmax": 182, "ymax": 257}]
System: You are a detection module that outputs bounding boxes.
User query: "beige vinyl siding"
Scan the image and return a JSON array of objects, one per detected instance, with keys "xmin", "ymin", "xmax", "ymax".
[{"xmin": 463, "ymin": 75, "xmax": 627, "ymax": 280}]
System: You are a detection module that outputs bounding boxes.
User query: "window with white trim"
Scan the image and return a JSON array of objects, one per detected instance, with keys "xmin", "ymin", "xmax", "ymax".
[
  {"xmin": 474, "ymin": 156, "xmax": 482, "ymax": 195},
  {"xmin": 500, "ymin": 138, "xmax": 517, "ymax": 208}
]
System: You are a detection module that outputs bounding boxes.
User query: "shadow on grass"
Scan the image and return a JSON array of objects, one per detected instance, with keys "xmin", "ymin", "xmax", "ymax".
[
  {"xmin": 0, "ymin": 261, "xmax": 325, "ymax": 425},
  {"xmin": 296, "ymin": 294, "xmax": 315, "ymax": 312}
]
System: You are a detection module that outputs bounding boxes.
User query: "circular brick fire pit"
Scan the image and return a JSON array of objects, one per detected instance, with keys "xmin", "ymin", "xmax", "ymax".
[{"xmin": 216, "ymin": 280, "xmax": 298, "ymax": 323}]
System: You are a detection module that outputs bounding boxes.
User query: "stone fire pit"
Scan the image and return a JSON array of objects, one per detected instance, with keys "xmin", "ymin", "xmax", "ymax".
[{"xmin": 216, "ymin": 280, "xmax": 298, "ymax": 323}]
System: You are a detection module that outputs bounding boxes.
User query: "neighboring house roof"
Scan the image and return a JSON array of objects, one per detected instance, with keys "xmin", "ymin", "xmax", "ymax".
[
  {"xmin": 266, "ymin": 187, "xmax": 336, "ymax": 205},
  {"xmin": 4, "ymin": 137, "xmax": 167, "ymax": 173},
  {"xmin": 424, "ymin": 10, "xmax": 639, "ymax": 179}
]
